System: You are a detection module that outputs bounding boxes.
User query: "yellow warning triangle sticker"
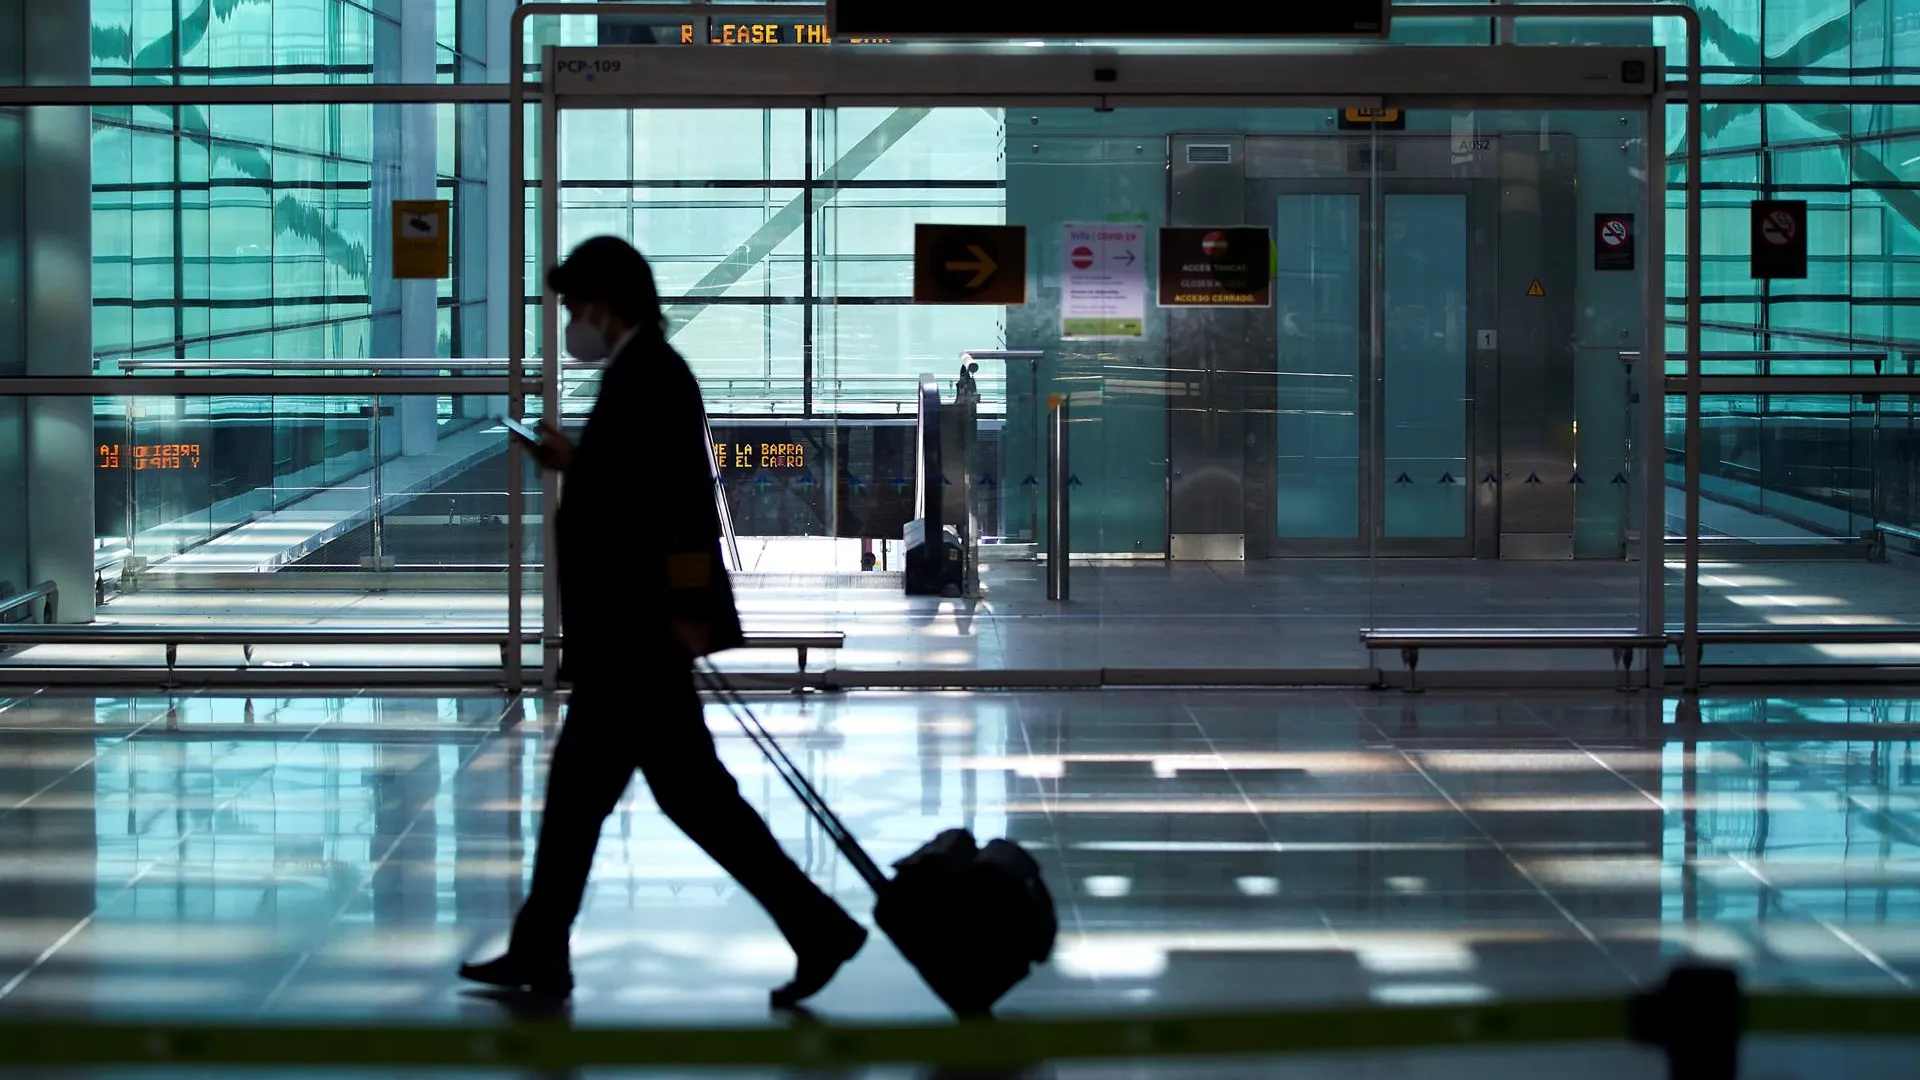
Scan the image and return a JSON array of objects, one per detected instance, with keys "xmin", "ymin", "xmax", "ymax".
[{"xmin": 1526, "ymin": 279, "xmax": 1545, "ymax": 297}]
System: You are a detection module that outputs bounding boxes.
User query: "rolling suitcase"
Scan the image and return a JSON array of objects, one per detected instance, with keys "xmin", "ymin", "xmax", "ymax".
[{"xmin": 703, "ymin": 663, "xmax": 1057, "ymax": 1016}]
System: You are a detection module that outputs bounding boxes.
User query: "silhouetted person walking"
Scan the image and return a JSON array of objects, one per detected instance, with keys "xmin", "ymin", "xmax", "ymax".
[{"xmin": 461, "ymin": 236, "xmax": 866, "ymax": 1006}]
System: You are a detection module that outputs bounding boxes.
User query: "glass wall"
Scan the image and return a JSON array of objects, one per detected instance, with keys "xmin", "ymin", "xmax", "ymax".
[
  {"xmin": 550, "ymin": 103, "xmax": 1004, "ymax": 419},
  {"xmin": 1649, "ymin": 6, "xmax": 1920, "ymax": 663},
  {"xmin": 85, "ymin": 0, "xmax": 498, "ymax": 85},
  {"xmin": 6, "ymin": 0, "xmax": 1920, "ymax": 679},
  {"xmin": 77, "ymin": 0, "xmax": 511, "ymax": 566}
]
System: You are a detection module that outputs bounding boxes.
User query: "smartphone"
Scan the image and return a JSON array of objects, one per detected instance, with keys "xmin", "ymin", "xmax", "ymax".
[{"xmin": 497, "ymin": 415, "xmax": 543, "ymax": 445}]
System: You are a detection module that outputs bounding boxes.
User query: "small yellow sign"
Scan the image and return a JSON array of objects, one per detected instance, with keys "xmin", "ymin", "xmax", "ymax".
[
  {"xmin": 1344, "ymin": 107, "xmax": 1400, "ymax": 124},
  {"xmin": 1526, "ymin": 278, "xmax": 1546, "ymax": 297},
  {"xmin": 391, "ymin": 199, "xmax": 451, "ymax": 280}
]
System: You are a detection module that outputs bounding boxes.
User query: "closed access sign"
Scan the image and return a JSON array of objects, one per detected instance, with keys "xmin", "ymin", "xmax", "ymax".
[{"xmin": 1158, "ymin": 227, "xmax": 1272, "ymax": 308}]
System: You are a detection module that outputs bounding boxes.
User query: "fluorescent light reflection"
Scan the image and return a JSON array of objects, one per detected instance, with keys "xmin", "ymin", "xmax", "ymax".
[
  {"xmin": 1764, "ymin": 613, "xmax": 1899, "ymax": 626},
  {"xmin": 44, "ymin": 926, "xmax": 275, "ymax": 962},
  {"xmin": 1370, "ymin": 983, "xmax": 1494, "ymax": 1005},
  {"xmin": 1053, "ymin": 941, "xmax": 1168, "ymax": 980},
  {"xmin": 960, "ymin": 752, "xmax": 1399, "ymax": 776},
  {"xmin": 277, "ymin": 981, "xmax": 433, "ymax": 1008},
  {"xmin": 1234, "ymin": 876, "xmax": 1281, "ymax": 897},
  {"xmin": 1815, "ymin": 643, "xmax": 1920, "ymax": 660},
  {"xmin": 1016, "ymin": 793, "xmax": 1681, "ymax": 814},
  {"xmin": 8, "ymin": 975, "xmax": 241, "ymax": 1006},
  {"xmin": 1520, "ymin": 856, "xmax": 1673, "ymax": 890},
  {"xmin": 1356, "ymin": 941, "xmax": 1476, "ymax": 975},
  {"xmin": 1006, "ymin": 797, "xmax": 1444, "ymax": 815},
  {"xmin": 1415, "ymin": 751, "xmax": 1614, "ymax": 773},
  {"xmin": 1723, "ymin": 594, "xmax": 1846, "ymax": 609}
]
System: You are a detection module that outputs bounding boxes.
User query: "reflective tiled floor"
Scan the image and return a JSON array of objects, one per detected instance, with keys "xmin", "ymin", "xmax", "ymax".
[
  {"xmin": 0, "ymin": 689, "xmax": 1916, "ymax": 1078},
  {"xmin": 16, "ymin": 555, "xmax": 1920, "ymax": 673}
]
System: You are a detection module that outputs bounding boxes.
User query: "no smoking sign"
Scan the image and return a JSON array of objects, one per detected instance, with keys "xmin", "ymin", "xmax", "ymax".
[
  {"xmin": 1761, "ymin": 209, "xmax": 1797, "ymax": 245},
  {"xmin": 1594, "ymin": 213, "xmax": 1635, "ymax": 272},
  {"xmin": 1750, "ymin": 199, "xmax": 1808, "ymax": 280}
]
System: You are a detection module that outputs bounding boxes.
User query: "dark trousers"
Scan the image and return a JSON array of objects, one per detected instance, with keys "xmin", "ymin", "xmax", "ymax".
[{"xmin": 510, "ymin": 658, "xmax": 848, "ymax": 956}]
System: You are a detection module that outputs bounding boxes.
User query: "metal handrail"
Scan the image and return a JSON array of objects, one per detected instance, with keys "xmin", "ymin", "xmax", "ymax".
[
  {"xmin": 0, "ymin": 626, "xmax": 538, "ymax": 676},
  {"xmin": 1693, "ymin": 628, "xmax": 1920, "ymax": 645},
  {"xmin": 1874, "ymin": 522, "xmax": 1920, "ymax": 544},
  {"xmin": 116, "ymin": 359, "xmax": 564, "ymax": 372},
  {"xmin": 94, "ymin": 546, "xmax": 132, "ymax": 572},
  {"xmin": 113, "ymin": 361, "xmax": 1008, "ymax": 383},
  {"xmin": 0, "ymin": 626, "xmax": 531, "ymax": 644},
  {"xmin": 1046, "ymin": 398, "xmax": 1070, "ymax": 602},
  {"xmin": 1360, "ymin": 631, "xmax": 1668, "ymax": 645},
  {"xmin": 0, "ymin": 582, "xmax": 57, "ymax": 625},
  {"xmin": 1661, "ymin": 374, "xmax": 1920, "ymax": 395},
  {"xmin": 1621, "ymin": 349, "xmax": 1889, "ymax": 365}
]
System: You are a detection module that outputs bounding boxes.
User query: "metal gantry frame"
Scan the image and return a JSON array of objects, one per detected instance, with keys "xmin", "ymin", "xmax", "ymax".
[
  {"xmin": 514, "ymin": 3, "xmax": 1690, "ymax": 692},
  {"xmin": 10, "ymin": 2, "xmax": 1913, "ymax": 693}
]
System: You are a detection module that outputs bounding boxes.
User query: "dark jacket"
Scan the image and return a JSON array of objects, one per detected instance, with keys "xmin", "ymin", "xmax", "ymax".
[{"xmin": 555, "ymin": 331, "xmax": 744, "ymax": 671}]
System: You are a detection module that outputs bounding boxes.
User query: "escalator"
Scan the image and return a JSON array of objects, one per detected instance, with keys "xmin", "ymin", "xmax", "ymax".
[
  {"xmin": 904, "ymin": 369, "xmax": 976, "ymax": 597},
  {"xmin": 705, "ymin": 415, "xmax": 744, "ymax": 573}
]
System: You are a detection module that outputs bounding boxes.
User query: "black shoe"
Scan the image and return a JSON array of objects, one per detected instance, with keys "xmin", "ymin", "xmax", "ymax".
[
  {"xmin": 770, "ymin": 921, "xmax": 868, "ymax": 1010},
  {"xmin": 458, "ymin": 952, "xmax": 574, "ymax": 1000}
]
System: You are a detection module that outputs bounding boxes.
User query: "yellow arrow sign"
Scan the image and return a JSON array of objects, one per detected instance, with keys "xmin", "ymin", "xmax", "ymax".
[{"xmin": 945, "ymin": 244, "xmax": 998, "ymax": 288}]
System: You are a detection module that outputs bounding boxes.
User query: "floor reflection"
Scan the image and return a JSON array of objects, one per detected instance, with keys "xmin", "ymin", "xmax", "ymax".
[{"xmin": 0, "ymin": 688, "xmax": 1915, "ymax": 1076}]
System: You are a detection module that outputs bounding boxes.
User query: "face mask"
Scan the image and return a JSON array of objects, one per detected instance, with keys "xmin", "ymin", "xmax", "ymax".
[{"xmin": 564, "ymin": 317, "xmax": 610, "ymax": 367}]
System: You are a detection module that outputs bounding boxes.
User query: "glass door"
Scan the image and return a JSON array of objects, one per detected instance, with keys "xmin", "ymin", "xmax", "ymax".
[
  {"xmin": 1375, "ymin": 183, "xmax": 1482, "ymax": 557},
  {"xmin": 1270, "ymin": 184, "xmax": 1365, "ymax": 553},
  {"xmin": 1250, "ymin": 140, "xmax": 1492, "ymax": 558}
]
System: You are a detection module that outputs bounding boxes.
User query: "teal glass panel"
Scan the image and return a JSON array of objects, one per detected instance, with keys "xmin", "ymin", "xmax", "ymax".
[
  {"xmin": 1381, "ymin": 193, "xmax": 1469, "ymax": 539},
  {"xmin": 1274, "ymin": 193, "xmax": 1360, "ymax": 540}
]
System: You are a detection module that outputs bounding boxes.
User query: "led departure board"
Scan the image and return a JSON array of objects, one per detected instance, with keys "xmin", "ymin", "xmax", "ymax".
[
  {"xmin": 826, "ymin": 0, "xmax": 1387, "ymax": 39},
  {"xmin": 96, "ymin": 443, "xmax": 202, "ymax": 470},
  {"xmin": 715, "ymin": 439, "xmax": 810, "ymax": 471},
  {"xmin": 597, "ymin": 16, "xmax": 889, "ymax": 46}
]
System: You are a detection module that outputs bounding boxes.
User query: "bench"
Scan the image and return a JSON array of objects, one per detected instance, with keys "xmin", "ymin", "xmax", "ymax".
[
  {"xmin": 548, "ymin": 630, "xmax": 846, "ymax": 682},
  {"xmin": 738, "ymin": 632, "xmax": 846, "ymax": 676},
  {"xmin": 0, "ymin": 626, "xmax": 846, "ymax": 686},
  {"xmin": 0, "ymin": 626, "xmax": 534, "ymax": 678},
  {"xmin": 1361, "ymin": 630, "xmax": 1671, "ymax": 692},
  {"xmin": 0, "ymin": 581, "xmax": 57, "ymax": 626}
]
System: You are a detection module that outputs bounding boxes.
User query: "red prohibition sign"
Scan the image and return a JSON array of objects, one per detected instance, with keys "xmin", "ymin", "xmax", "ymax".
[{"xmin": 1762, "ymin": 209, "xmax": 1798, "ymax": 246}]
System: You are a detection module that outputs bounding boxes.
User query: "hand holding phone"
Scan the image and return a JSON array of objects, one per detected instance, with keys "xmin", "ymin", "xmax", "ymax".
[
  {"xmin": 499, "ymin": 415, "xmax": 575, "ymax": 471},
  {"xmin": 498, "ymin": 415, "xmax": 541, "ymax": 445}
]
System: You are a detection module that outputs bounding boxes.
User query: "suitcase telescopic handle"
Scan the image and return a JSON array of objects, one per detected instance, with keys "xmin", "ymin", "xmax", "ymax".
[{"xmin": 699, "ymin": 660, "xmax": 889, "ymax": 889}]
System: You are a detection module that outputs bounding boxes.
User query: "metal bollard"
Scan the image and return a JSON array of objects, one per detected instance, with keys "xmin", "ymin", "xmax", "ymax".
[{"xmin": 1046, "ymin": 398, "xmax": 1069, "ymax": 602}]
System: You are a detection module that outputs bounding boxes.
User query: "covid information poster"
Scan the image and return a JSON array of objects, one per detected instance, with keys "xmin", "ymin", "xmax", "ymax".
[{"xmin": 1060, "ymin": 222, "xmax": 1147, "ymax": 339}]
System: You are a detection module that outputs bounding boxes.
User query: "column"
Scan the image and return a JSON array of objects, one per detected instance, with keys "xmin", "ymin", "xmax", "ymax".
[
  {"xmin": 0, "ymin": 0, "xmax": 94, "ymax": 623},
  {"xmin": 0, "ymin": 10, "xmax": 26, "ymax": 599},
  {"xmin": 479, "ymin": 0, "xmax": 515, "ymax": 419},
  {"xmin": 373, "ymin": 0, "xmax": 442, "ymax": 458}
]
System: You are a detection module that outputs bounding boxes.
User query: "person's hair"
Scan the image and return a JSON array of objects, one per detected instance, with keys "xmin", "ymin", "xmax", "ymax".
[{"xmin": 547, "ymin": 235, "xmax": 668, "ymax": 334}]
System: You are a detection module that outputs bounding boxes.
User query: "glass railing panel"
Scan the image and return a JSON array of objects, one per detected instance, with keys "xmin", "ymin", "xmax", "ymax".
[
  {"xmin": 0, "ymin": 392, "xmax": 534, "ymax": 672},
  {"xmin": 1663, "ymin": 391, "xmax": 1920, "ymax": 667}
]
